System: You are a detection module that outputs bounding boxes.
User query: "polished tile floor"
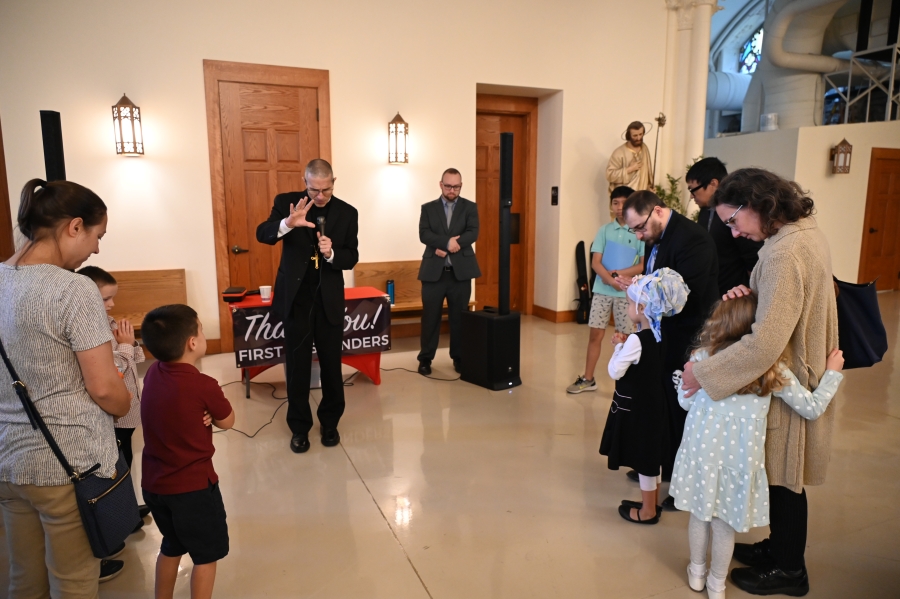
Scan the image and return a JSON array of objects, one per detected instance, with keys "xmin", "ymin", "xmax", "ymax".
[{"xmin": 3, "ymin": 295, "xmax": 900, "ymax": 598}]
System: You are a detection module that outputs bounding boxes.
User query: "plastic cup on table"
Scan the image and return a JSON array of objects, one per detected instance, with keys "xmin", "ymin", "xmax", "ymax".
[{"xmin": 259, "ymin": 285, "xmax": 272, "ymax": 302}]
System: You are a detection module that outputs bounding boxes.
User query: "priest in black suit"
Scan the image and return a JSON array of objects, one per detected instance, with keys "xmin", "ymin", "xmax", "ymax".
[
  {"xmin": 256, "ymin": 159, "xmax": 359, "ymax": 454},
  {"xmin": 619, "ymin": 190, "xmax": 719, "ymax": 493},
  {"xmin": 417, "ymin": 168, "xmax": 481, "ymax": 375}
]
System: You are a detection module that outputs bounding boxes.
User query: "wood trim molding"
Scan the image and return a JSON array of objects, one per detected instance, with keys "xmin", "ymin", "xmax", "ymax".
[
  {"xmin": 206, "ymin": 339, "xmax": 223, "ymax": 355},
  {"xmin": 203, "ymin": 60, "xmax": 331, "ymax": 353},
  {"xmin": 532, "ymin": 305, "xmax": 577, "ymax": 323},
  {"xmin": 476, "ymin": 94, "xmax": 538, "ymax": 315},
  {"xmin": 0, "ymin": 113, "xmax": 13, "ymax": 261}
]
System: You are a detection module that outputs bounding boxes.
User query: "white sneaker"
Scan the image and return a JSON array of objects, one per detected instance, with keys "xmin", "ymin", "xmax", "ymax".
[
  {"xmin": 566, "ymin": 376, "xmax": 597, "ymax": 394},
  {"xmin": 687, "ymin": 564, "xmax": 706, "ymax": 592}
]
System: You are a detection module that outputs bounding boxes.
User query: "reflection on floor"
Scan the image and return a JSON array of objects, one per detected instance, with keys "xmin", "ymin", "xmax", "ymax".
[{"xmin": 3, "ymin": 296, "xmax": 900, "ymax": 598}]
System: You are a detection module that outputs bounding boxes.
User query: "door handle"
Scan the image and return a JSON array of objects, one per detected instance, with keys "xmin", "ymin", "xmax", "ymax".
[
  {"xmin": 870, "ymin": 228, "xmax": 878, "ymax": 233},
  {"xmin": 231, "ymin": 245, "xmax": 250, "ymax": 254}
]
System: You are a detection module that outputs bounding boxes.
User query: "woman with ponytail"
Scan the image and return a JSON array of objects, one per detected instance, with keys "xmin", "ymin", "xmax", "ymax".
[{"xmin": 0, "ymin": 179, "xmax": 131, "ymax": 597}]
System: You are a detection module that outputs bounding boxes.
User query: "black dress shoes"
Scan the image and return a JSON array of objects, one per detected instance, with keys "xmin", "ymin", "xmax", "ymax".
[
  {"xmin": 290, "ymin": 434, "xmax": 311, "ymax": 453},
  {"xmin": 321, "ymin": 428, "xmax": 341, "ymax": 447},
  {"xmin": 731, "ymin": 564, "xmax": 810, "ymax": 596},
  {"xmin": 734, "ymin": 539, "xmax": 775, "ymax": 568},
  {"xmin": 138, "ymin": 504, "xmax": 152, "ymax": 520},
  {"xmin": 453, "ymin": 359, "xmax": 461, "ymax": 373},
  {"xmin": 418, "ymin": 361, "xmax": 432, "ymax": 376},
  {"xmin": 626, "ymin": 469, "xmax": 639, "ymax": 482},
  {"xmin": 660, "ymin": 495, "xmax": 678, "ymax": 511}
]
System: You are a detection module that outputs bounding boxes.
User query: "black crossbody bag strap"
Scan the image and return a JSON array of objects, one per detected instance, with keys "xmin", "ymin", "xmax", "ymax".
[{"xmin": 0, "ymin": 333, "xmax": 89, "ymax": 481}]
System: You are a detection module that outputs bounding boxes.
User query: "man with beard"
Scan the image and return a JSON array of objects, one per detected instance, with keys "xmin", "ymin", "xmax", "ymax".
[
  {"xmin": 416, "ymin": 168, "xmax": 481, "ymax": 376},
  {"xmin": 606, "ymin": 121, "xmax": 654, "ymax": 193},
  {"xmin": 616, "ymin": 191, "xmax": 718, "ymax": 507}
]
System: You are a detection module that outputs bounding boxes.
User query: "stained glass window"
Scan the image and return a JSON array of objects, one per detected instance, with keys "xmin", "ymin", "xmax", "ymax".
[{"xmin": 739, "ymin": 28, "xmax": 764, "ymax": 74}]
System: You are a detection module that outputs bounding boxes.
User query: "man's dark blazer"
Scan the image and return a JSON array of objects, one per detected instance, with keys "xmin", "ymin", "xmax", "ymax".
[
  {"xmin": 698, "ymin": 207, "xmax": 763, "ymax": 295},
  {"xmin": 645, "ymin": 210, "xmax": 719, "ymax": 367},
  {"xmin": 418, "ymin": 197, "xmax": 481, "ymax": 282},
  {"xmin": 256, "ymin": 192, "xmax": 359, "ymax": 325}
]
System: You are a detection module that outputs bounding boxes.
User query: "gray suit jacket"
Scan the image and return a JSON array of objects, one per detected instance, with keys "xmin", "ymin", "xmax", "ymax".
[{"xmin": 417, "ymin": 197, "xmax": 481, "ymax": 282}]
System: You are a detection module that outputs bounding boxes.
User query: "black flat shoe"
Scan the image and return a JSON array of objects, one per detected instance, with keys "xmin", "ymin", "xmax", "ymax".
[
  {"xmin": 290, "ymin": 434, "xmax": 311, "ymax": 453},
  {"xmin": 731, "ymin": 564, "xmax": 809, "ymax": 596},
  {"xmin": 99, "ymin": 559, "xmax": 124, "ymax": 582},
  {"xmin": 138, "ymin": 504, "xmax": 152, "ymax": 520},
  {"xmin": 418, "ymin": 361, "xmax": 432, "ymax": 376},
  {"xmin": 661, "ymin": 496, "xmax": 678, "ymax": 511},
  {"xmin": 617, "ymin": 503, "xmax": 661, "ymax": 525},
  {"xmin": 321, "ymin": 428, "xmax": 340, "ymax": 447},
  {"xmin": 626, "ymin": 469, "xmax": 639, "ymax": 482},
  {"xmin": 734, "ymin": 539, "xmax": 775, "ymax": 568}
]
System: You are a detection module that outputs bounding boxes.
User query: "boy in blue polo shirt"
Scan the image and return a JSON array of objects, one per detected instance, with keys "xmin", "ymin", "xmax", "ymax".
[{"xmin": 567, "ymin": 186, "xmax": 645, "ymax": 394}]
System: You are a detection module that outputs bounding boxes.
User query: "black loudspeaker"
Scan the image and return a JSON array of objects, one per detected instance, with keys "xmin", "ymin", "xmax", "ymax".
[
  {"xmin": 40, "ymin": 111, "xmax": 66, "ymax": 182},
  {"xmin": 460, "ymin": 310, "xmax": 521, "ymax": 390},
  {"xmin": 461, "ymin": 132, "xmax": 522, "ymax": 390}
]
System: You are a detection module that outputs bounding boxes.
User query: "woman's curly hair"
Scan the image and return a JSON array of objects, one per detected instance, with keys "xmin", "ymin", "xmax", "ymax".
[
  {"xmin": 693, "ymin": 293, "xmax": 790, "ymax": 396},
  {"xmin": 711, "ymin": 168, "xmax": 815, "ymax": 237}
]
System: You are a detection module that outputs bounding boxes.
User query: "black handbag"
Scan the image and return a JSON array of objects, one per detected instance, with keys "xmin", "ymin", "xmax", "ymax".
[
  {"xmin": 833, "ymin": 276, "xmax": 889, "ymax": 369},
  {"xmin": 0, "ymin": 334, "xmax": 140, "ymax": 558}
]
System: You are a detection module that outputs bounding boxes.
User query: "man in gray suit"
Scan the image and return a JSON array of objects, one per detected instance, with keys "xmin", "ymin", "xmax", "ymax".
[{"xmin": 417, "ymin": 168, "xmax": 481, "ymax": 375}]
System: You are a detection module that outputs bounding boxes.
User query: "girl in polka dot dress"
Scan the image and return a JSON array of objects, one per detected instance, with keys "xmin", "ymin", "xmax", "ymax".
[{"xmin": 671, "ymin": 294, "xmax": 843, "ymax": 599}]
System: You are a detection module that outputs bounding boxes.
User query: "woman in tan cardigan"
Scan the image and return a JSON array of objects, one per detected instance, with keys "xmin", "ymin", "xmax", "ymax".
[{"xmin": 680, "ymin": 168, "xmax": 838, "ymax": 597}]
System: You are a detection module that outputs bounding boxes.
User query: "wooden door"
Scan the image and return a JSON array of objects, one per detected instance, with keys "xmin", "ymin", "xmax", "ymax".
[
  {"xmin": 205, "ymin": 61, "xmax": 330, "ymax": 352},
  {"xmin": 859, "ymin": 148, "xmax": 900, "ymax": 291},
  {"xmin": 220, "ymin": 82, "xmax": 318, "ymax": 290},
  {"xmin": 474, "ymin": 95, "xmax": 537, "ymax": 313}
]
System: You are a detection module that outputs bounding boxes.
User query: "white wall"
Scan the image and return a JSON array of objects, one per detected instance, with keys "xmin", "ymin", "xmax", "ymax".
[
  {"xmin": 0, "ymin": 0, "xmax": 668, "ymax": 337},
  {"xmin": 703, "ymin": 128, "xmax": 799, "ymax": 181},
  {"xmin": 704, "ymin": 121, "xmax": 900, "ymax": 282}
]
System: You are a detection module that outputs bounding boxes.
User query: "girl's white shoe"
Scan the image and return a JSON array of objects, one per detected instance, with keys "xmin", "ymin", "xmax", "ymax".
[
  {"xmin": 706, "ymin": 574, "xmax": 726, "ymax": 599},
  {"xmin": 687, "ymin": 564, "xmax": 706, "ymax": 592}
]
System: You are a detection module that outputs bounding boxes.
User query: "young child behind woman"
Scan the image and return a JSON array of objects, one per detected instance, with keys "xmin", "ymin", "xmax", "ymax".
[
  {"xmin": 77, "ymin": 266, "xmax": 152, "ymax": 529},
  {"xmin": 600, "ymin": 267, "xmax": 689, "ymax": 525},
  {"xmin": 672, "ymin": 294, "xmax": 844, "ymax": 599}
]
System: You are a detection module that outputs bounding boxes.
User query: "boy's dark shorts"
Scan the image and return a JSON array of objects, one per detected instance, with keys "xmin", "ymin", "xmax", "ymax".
[{"xmin": 142, "ymin": 482, "xmax": 229, "ymax": 564}]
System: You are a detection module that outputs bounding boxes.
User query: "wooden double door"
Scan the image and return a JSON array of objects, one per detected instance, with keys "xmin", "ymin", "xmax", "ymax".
[
  {"xmin": 859, "ymin": 148, "xmax": 900, "ymax": 290},
  {"xmin": 204, "ymin": 60, "xmax": 331, "ymax": 351},
  {"xmin": 474, "ymin": 95, "xmax": 537, "ymax": 313}
]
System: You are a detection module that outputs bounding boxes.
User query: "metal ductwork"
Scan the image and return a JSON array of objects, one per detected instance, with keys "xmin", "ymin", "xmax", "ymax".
[
  {"xmin": 766, "ymin": 0, "xmax": 852, "ymax": 72},
  {"xmin": 707, "ymin": 71, "xmax": 753, "ymax": 110},
  {"xmin": 741, "ymin": 0, "xmax": 855, "ymax": 131}
]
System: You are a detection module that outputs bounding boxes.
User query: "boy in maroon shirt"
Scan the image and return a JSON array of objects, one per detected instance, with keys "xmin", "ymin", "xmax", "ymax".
[{"xmin": 141, "ymin": 305, "xmax": 234, "ymax": 599}]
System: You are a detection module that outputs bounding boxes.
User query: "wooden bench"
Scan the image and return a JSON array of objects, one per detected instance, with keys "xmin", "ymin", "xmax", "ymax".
[
  {"xmin": 353, "ymin": 261, "xmax": 474, "ymax": 338},
  {"xmin": 107, "ymin": 269, "xmax": 187, "ymax": 338}
]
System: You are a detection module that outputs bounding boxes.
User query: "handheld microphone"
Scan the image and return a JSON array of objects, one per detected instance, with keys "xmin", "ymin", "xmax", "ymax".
[{"xmin": 316, "ymin": 216, "xmax": 326, "ymax": 237}]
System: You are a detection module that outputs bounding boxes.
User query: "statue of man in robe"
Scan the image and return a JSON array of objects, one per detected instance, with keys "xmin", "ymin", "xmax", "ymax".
[{"xmin": 606, "ymin": 121, "xmax": 653, "ymax": 193}]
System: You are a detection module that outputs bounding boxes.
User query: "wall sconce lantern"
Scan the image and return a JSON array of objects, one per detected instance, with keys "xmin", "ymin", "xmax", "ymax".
[
  {"xmin": 112, "ymin": 93, "xmax": 144, "ymax": 156},
  {"xmin": 388, "ymin": 112, "xmax": 408, "ymax": 164},
  {"xmin": 830, "ymin": 138, "xmax": 852, "ymax": 174}
]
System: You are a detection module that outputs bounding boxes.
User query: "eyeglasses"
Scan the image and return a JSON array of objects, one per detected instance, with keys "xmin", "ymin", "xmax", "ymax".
[
  {"xmin": 688, "ymin": 183, "xmax": 707, "ymax": 196},
  {"xmin": 441, "ymin": 184, "xmax": 462, "ymax": 191},
  {"xmin": 307, "ymin": 186, "xmax": 334, "ymax": 197},
  {"xmin": 627, "ymin": 210, "xmax": 653, "ymax": 234},
  {"xmin": 723, "ymin": 205, "xmax": 743, "ymax": 229}
]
